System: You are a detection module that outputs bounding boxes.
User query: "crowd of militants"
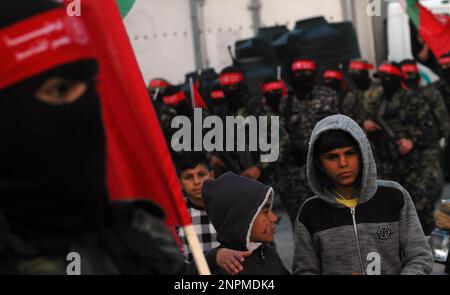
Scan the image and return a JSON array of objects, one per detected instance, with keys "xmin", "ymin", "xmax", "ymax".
[
  {"xmin": 0, "ymin": 0, "xmax": 449, "ymax": 275},
  {"xmin": 151, "ymin": 53, "xmax": 450, "ymax": 236}
]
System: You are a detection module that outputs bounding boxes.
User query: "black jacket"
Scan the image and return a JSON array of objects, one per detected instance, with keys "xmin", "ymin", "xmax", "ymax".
[{"xmin": 202, "ymin": 172, "xmax": 289, "ymax": 275}]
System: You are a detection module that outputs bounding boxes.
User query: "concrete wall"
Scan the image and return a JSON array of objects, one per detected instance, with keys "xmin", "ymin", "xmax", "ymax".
[{"xmin": 124, "ymin": 0, "xmax": 348, "ymax": 84}]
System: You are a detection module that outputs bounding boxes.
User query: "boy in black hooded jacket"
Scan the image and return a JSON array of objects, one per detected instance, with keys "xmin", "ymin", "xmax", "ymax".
[{"xmin": 202, "ymin": 172, "xmax": 290, "ymax": 275}]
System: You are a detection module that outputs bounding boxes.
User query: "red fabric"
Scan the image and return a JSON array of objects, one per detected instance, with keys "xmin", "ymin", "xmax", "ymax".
[
  {"xmin": 439, "ymin": 57, "xmax": 450, "ymax": 65},
  {"xmin": 379, "ymin": 63, "xmax": 402, "ymax": 77},
  {"xmin": 418, "ymin": 3, "xmax": 450, "ymax": 59},
  {"xmin": 211, "ymin": 90, "xmax": 225, "ymax": 99},
  {"xmin": 163, "ymin": 91, "xmax": 186, "ymax": 106},
  {"xmin": 323, "ymin": 70, "xmax": 344, "ymax": 80},
  {"xmin": 261, "ymin": 81, "xmax": 283, "ymax": 93},
  {"xmin": 349, "ymin": 61, "xmax": 374, "ymax": 71},
  {"xmin": 0, "ymin": 8, "xmax": 96, "ymax": 89},
  {"xmin": 75, "ymin": 0, "xmax": 191, "ymax": 227},
  {"xmin": 401, "ymin": 64, "xmax": 419, "ymax": 73},
  {"xmin": 291, "ymin": 60, "xmax": 316, "ymax": 71},
  {"xmin": 149, "ymin": 79, "xmax": 170, "ymax": 88},
  {"xmin": 219, "ymin": 72, "xmax": 244, "ymax": 86},
  {"xmin": 191, "ymin": 84, "xmax": 207, "ymax": 109},
  {"xmin": 261, "ymin": 80, "xmax": 288, "ymax": 97}
]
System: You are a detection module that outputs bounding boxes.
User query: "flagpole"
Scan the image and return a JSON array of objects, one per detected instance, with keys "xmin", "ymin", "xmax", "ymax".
[{"xmin": 183, "ymin": 225, "xmax": 212, "ymax": 275}]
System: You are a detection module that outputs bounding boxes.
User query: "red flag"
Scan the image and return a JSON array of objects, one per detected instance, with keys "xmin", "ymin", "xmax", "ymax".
[
  {"xmin": 417, "ymin": 2, "xmax": 450, "ymax": 58},
  {"xmin": 74, "ymin": 0, "xmax": 191, "ymax": 227},
  {"xmin": 192, "ymin": 84, "xmax": 207, "ymax": 109}
]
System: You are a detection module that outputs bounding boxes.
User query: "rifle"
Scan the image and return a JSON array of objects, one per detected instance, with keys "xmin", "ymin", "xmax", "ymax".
[{"xmin": 372, "ymin": 99, "xmax": 419, "ymax": 166}]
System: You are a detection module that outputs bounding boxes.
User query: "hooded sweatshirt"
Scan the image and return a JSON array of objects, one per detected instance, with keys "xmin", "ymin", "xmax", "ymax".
[
  {"xmin": 293, "ymin": 114, "xmax": 433, "ymax": 275},
  {"xmin": 203, "ymin": 172, "xmax": 289, "ymax": 275}
]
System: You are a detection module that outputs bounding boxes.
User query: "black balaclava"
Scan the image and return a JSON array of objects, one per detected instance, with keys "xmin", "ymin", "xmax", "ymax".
[
  {"xmin": 350, "ymin": 71, "xmax": 371, "ymax": 91},
  {"xmin": 400, "ymin": 59, "xmax": 420, "ymax": 89},
  {"xmin": 219, "ymin": 66, "xmax": 247, "ymax": 114},
  {"xmin": 0, "ymin": 1, "xmax": 109, "ymax": 253},
  {"xmin": 379, "ymin": 63, "xmax": 402, "ymax": 99},
  {"xmin": 292, "ymin": 72, "xmax": 315, "ymax": 98},
  {"xmin": 261, "ymin": 78, "xmax": 283, "ymax": 113},
  {"xmin": 324, "ymin": 78, "xmax": 342, "ymax": 93},
  {"xmin": 348, "ymin": 59, "xmax": 374, "ymax": 91},
  {"xmin": 380, "ymin": 74, "xmax": 402, "ymax": 99},
  {"xmin": 162, "ymin": 85, "xmax": 193, "ymax": 117},
  {"xmin": 290, "ymin": 59, "xmax": 316, "ymax": 99}
]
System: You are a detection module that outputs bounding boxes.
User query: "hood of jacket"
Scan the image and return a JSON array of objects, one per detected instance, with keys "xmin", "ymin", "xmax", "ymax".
[
  {"xmin": 202, "ymin": 172, "xmax": 273, "ymax": 251},
  {"xmin": 307, "ymin": 114, "xmax": 378, "ymax": 206}
]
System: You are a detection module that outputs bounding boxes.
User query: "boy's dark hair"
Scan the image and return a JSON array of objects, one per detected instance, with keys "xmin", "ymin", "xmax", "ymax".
[
  {"xmin": 175, "ymin": 152, "xmax": 212, "ymax": 175},
  {"xmin": 314, "ymin": 129, "xmax": 359, "ymax": 161}
]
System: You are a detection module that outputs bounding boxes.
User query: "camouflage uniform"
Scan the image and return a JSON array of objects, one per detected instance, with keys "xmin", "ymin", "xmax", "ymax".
[
  {"xmin": 365, "ymin": 88, "xmax": 436, "ymax": 234},
  {"xmin": 341, "ymin": 85, "xmax": 382, "ymax": 126},
  {"xmin": 152, "ymin": 100, "xmax": 178, "ymax": 147},
  {"xmin": 278, "ymin": 86, "xmax": 339, "ymax": 226},
  {"xmin": 419, "ymin": 85, "xmax": 450, "ymax": 203},
  {"xmin": 212, "ymin": 103, "xmax": 263, "ymax": 179},
  {"xmin": 257, "ymin": 102, "xmax": 289, "ymax": 208}
]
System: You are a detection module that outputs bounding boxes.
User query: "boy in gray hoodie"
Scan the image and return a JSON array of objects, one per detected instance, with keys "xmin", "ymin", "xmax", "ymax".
[{"xmin": 293, "ymin": 114, "xmax": 433, "ymax": 275}]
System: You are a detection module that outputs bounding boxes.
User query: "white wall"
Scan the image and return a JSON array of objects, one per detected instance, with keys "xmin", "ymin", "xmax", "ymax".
[
  {"xmin": 124, "ymin": 0, "xmax": 346, "ymax": 85},
  {"xmin": 351, "ymin": 0, "xmax": 377, "ymax": 65},
  {"xmin": 201, "ymin": 0, "xmax": 255, "ymax": 71},
  {"xmin": 260, "ymin": 0, "xmax": 344, "ymax": 27},
  {"xmin": 124, "ymin": 0, "xmax": 196, "ymax": 84}
]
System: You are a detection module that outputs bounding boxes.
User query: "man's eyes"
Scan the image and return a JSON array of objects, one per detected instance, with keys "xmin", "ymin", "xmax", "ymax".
[{"xmin": 35, "ymin": 78, "xmax": 87, "ymax": 105}]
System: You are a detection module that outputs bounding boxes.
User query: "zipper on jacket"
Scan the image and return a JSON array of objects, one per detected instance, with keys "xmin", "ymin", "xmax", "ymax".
[{"xmin": 350, "ymin": 207, "xmax": 366, "ymax": 275}]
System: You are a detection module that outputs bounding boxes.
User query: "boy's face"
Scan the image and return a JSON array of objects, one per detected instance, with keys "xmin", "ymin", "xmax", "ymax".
[
  {"xmin": 250, "ymin": 197, "xmax": 278, "ymax": 244},
  {"xmin": 319, "ymin": 146, "xmax": 361, "ymax": 189},
  {"xmin": 179, "ymin": 164, "xmax": 213, "ymax": 205}
]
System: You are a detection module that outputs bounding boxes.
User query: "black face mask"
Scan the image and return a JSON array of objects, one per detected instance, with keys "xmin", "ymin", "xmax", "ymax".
[
  {"xmin": 264, "ymin": 91, "xmax": 282, "ymax": 113},
  {"xmin": 324, "ymin": 79, "xmax": 343, "ymax": 94},
  {"xmin": 0, "ymin": 74, "xmax": 108, "ymax": 253},
  {"xmin": 223, "ymin": 84, "xmax": 246, "ymax": 113},
  {"xmin": 350, "ymin": 72, "xmax": 371, "ymax": 91},
  {"xmin": 404, "ymin": 74, "xmax": 420, "ymax": 89},
  {"xmin": 173, "ymin": 100, "xmax": 193, "ymax": 117},
  {"xmin": 380, "ymin": 74, "xmax": 401, "ymax": 98},
  {"xmin": 210, "ymin": 97, "xmax": 227, "ymax": 110},
  {"xmin": 292, "ymin": 72, "xmax": 315, "ymax": 98}
]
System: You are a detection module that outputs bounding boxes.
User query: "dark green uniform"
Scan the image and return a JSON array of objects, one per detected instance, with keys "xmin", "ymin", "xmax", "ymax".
[{"xmin": 365, "ymin": 88, "xmax": 436, "ymax": 234}]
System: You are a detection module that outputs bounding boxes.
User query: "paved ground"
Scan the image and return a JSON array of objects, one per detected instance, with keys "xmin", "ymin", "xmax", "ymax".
[{"xmin": 273, "ymin": 184, "xmax": 450, "ymax": 274}]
